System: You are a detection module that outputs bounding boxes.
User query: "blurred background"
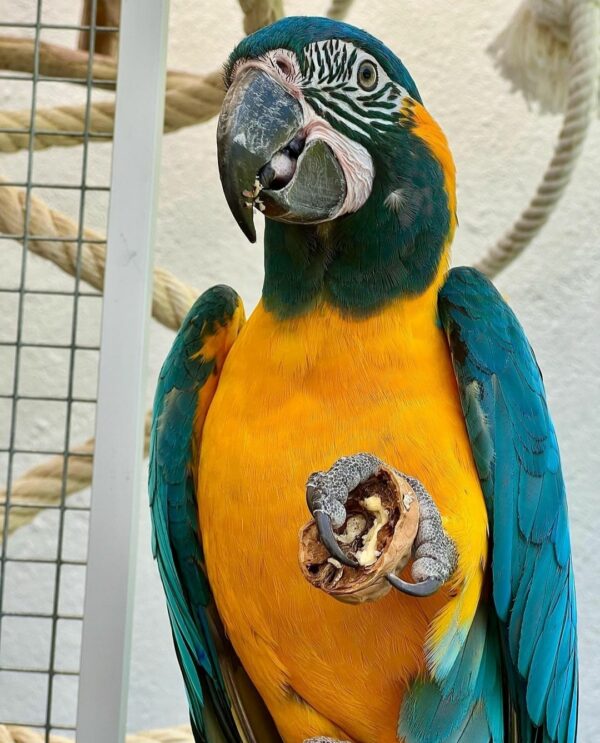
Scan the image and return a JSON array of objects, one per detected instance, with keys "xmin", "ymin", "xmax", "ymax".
[{"xmin": 0, "ymin": 0, "xmax": 598, "ymax": 738}]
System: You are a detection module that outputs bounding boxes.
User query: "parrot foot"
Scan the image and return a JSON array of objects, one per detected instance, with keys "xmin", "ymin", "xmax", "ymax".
[
  {"xmin": 386, "ymin": 472, "xmax": 458, "ymax": 597},
  {"xmin": 306, "ymin": 453, "xmax": 457, "ymax": 598}
]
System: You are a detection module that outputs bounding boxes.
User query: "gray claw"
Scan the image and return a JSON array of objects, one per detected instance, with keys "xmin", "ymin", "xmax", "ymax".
[
  {"xmin": 315, "ymin": 511, "xmax": 358, "ymax": 568},
  {"xmin": 386, "ymin": 573, "xmax": 442, "ymax": 597},
  {"xmin": 307, "ymin": 454, "xmax": 383, "ymax": 568}
]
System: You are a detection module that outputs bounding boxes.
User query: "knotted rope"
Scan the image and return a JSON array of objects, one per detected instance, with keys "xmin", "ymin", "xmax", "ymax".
[
  {"xmin": 475, "ymin": 0, "xmax": 599, "ymax": 276},
  {"xmin": 0, "ymin": 724, "xmax": 193, "ymax": 743}
]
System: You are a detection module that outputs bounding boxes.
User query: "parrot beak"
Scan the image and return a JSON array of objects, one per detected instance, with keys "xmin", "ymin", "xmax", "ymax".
[{"xmin": 217, "ymin": 68, "xmax": 347, "ymax": 243}]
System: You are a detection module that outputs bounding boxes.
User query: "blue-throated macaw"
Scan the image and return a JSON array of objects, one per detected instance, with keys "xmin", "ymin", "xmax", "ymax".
[{"xmin": 149, "ymin": 17, "xmax": 578, "ymax": 743}]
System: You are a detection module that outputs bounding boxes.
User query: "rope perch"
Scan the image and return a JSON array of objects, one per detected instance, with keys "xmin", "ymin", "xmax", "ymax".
[
  {"xmin": 0, "ymin": 73, "xmax": 225, "ymax": 154},
  {"xmin": 0, "ymin": 414, "xmax": 152, "ymax": 542},
  {"xmin": 0, "ymin": 35, "xmax": 198, "ymax": 91},
  {"xmin": 0, "ymin": 177, "xmax": 197, "ymax": 330}
]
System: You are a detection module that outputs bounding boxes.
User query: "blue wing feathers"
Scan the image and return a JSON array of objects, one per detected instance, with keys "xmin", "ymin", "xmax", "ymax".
[
  {"xmin": 438, "ymin": 267, "xmax": 578, "ymax": 743},
  {"xmin": 399, "ymin": 604, "xmax": 504, "ymax": 743},
  {"xmin": 149, "ymin": 286, "xmax": 243, "ymax": 743}
]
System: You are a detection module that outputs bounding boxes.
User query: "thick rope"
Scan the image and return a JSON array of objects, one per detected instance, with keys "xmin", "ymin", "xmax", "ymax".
[
  {"xmin": 0, "ymin": 72, "xmax": 225, "ymax": 154},
  {"xmin": 326, "ymin": 0, "xmax": 355, "ymax": 20},
  {"xmin": 239, "ymin": 0, "xmax": 285, "ymax": 34},
  {"xmin": 0, "ymin": 434, "xmax": 95, "ymax": 540},
  {"xmin": 0, "ymin": 36, "xmax": 117, "ymax": 88},
  {"xmin": 0, "ymin": 414, "xmax": 151, "ymax": 541},
  {"xmin": 0, "ymin": 0, "xmax": 283, "ymax": 155},
  {"xmin": 474, "ymin": 0, "xmax": 599, "ymax": 276},
  {"xmin": 0, "ymin": 175, "xmax": 195, "ymax": 539},
  {"xmin": 0, "ymin": 35, "xmax": 197, "ymax": 91},
  {"xmin": 0, "ymin": 724, "xmax": 193, "ymax": 743},
  {"xmin": 0, "ymin": 177, "xmax": 197, "ymax": 330},
  {"xmin": 0, "ymin": 178, "xmax": 194, "ymax": 541}
]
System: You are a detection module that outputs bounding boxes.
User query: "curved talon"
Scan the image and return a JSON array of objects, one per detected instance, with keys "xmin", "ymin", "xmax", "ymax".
[
  {"xmin": 386, "ymin": 573, "xmax": 442, "ymax": 598},
  {"xmin": 315, "ymin": 511, "xmax": 359, "ymax": 568}
]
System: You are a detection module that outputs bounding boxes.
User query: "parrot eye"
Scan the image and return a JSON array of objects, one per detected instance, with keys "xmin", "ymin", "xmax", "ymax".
[{"xmin": 357, "ymin": 60, "xmax": 378, "ymax": 91}]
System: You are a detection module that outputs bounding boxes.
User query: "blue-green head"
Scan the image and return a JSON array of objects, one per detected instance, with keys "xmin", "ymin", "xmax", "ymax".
[{"xmin": 217, "ymin": 17, "xmax": 457, "ymax": 316}]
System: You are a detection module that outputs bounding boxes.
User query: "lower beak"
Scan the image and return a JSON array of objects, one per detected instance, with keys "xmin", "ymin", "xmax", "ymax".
[{"xmin": 217, "ymin": 68, "xmax": 346, "ymax": 243}]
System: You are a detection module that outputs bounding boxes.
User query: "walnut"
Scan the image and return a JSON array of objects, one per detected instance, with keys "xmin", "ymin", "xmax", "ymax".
[{"xmin": 298, "ymin": 465, "xmax": 419, "ymax": 604}]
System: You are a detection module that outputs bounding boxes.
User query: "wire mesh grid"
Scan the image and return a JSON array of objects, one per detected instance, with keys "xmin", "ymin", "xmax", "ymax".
[{"xmin": 0, "ymin": 1, "xmax": 118, "ymax": 738}]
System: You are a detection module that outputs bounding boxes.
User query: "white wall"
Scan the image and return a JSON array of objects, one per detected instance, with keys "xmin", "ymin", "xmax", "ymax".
[{"xmin": 0, "ymin": 0, "xmax": 598, "ymax": 738}]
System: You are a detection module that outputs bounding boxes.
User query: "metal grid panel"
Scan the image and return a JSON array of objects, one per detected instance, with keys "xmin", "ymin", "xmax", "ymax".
[{"xmin": 0, "ymin": 1, "xmax": 117, "ymax": 738}]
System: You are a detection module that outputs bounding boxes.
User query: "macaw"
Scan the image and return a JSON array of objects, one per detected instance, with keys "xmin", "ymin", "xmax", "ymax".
[{"xmin": 149, "ymin": 17, "xmax": 578, "ymax": 743}]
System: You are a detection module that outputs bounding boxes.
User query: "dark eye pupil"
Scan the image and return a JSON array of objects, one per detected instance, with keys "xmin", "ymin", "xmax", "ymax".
[{"xmin": 358, "ymin": 62, "xmax": 377, "ymax": 89}]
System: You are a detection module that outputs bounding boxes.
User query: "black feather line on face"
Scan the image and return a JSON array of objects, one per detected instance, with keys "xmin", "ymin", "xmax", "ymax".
[{"xmin": 346, "ymin": 48, "xmax": 358, "ymax": 80}]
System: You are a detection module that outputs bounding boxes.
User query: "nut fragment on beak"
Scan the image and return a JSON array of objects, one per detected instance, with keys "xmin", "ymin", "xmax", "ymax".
[{"xmin": 242, "ymin": 179, "xmax": 265, "ymax": 211}]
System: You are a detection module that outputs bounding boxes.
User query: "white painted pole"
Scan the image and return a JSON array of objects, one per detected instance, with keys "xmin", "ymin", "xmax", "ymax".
[{"xmin": 76, "ymin": 1, "xmax": 170, "ymax": 740}]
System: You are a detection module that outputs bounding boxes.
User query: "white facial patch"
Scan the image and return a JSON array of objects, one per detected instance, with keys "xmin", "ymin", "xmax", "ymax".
[
  {"xmin": 300, "ymin": 102, "xmax": 374, "ymax": 217},
  {"xmin": 228, "ymin": 40, "xmax": 410, "ymax": 218}
]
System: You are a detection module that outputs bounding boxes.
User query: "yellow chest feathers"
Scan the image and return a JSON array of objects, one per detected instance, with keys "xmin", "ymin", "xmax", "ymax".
[
  {"xmin": 200, "ymin": 282, "xmax": 485, "ymax": 522},
  {"xmin": 207, "ymin": 281, "xmax": 459, "ymax": 430},
  {"xmin": 197, "ymin": 285, "xmax": 489, "ymax": 734}
]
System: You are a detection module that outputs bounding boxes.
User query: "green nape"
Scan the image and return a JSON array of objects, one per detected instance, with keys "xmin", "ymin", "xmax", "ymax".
[{"xmin": 261, "ymin": 129, "xmax": 452, "ymax": 319}]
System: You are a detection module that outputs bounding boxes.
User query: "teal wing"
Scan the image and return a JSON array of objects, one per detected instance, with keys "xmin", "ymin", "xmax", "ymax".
[
  {"xmin": 398, "ymin": 601, "xmax": 504, "ymax": 743},
  {"xmin": 437, "ymin": 267, "xmax": 578, "ymax": 743},
  {"xmin": 149, "ymin": 285, "xmax": 245, "ymax": 743}
]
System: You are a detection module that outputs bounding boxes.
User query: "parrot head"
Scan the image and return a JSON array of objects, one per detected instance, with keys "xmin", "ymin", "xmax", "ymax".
[{"xmin": 217, "ymin": 17, "xmax": 456, "ymax": 315}]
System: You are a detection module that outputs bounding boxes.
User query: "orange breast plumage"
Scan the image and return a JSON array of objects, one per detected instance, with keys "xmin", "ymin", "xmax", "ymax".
[{"xmin": 198, "ymin": 290, "xmax": 487, "ymax": 743}]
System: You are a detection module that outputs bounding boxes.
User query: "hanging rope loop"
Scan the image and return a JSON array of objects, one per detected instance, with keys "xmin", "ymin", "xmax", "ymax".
[{"xmin": 475, "ymin": 0, "xmax": 599, "ymax": 276}]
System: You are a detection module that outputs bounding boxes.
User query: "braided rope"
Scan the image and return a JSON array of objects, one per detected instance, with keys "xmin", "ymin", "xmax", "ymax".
[
  {"xmin": 0, "ymin": 35, "xmax": 117, "ymax": 87},
  {"xmin": 0, "ymin": 724, "xmax": 193, "ymax": 743},
  {"xmin": 326, "ymin": 0, "xmax": 355, "ymax": 20},
  {"xmin": 0, "ymin": 177, "xmax": 191, "ymax": 541},
  {"xmin": 239, "ymin": 0, "xmax": 285, "ymax": 34},
  {"xmin": 0, "ymin": 177, "xmax": 197, "ymax": 330},
  {"xmin": 0, "ymin": 72, "xmax": 225, "ymax": 154},
  {"xmin": 0, "ymin": 0, "xmax": 283, "ymax": 538},
  {"xmin": 0, "ymin": 35, "xmax": 197, "ymax": 90},
  {"xmin": 474, "ymin": 0, "xmax": 599, "ymax": 276},
  {"xmin": 0, "ymin": 413, "xmax": 152, "ymax": 541}
]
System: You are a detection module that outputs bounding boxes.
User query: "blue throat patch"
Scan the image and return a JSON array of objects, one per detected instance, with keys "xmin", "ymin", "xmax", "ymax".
[{"xmin": 262, "ymin": 126, "xmax": 452, "ymax": 318}]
